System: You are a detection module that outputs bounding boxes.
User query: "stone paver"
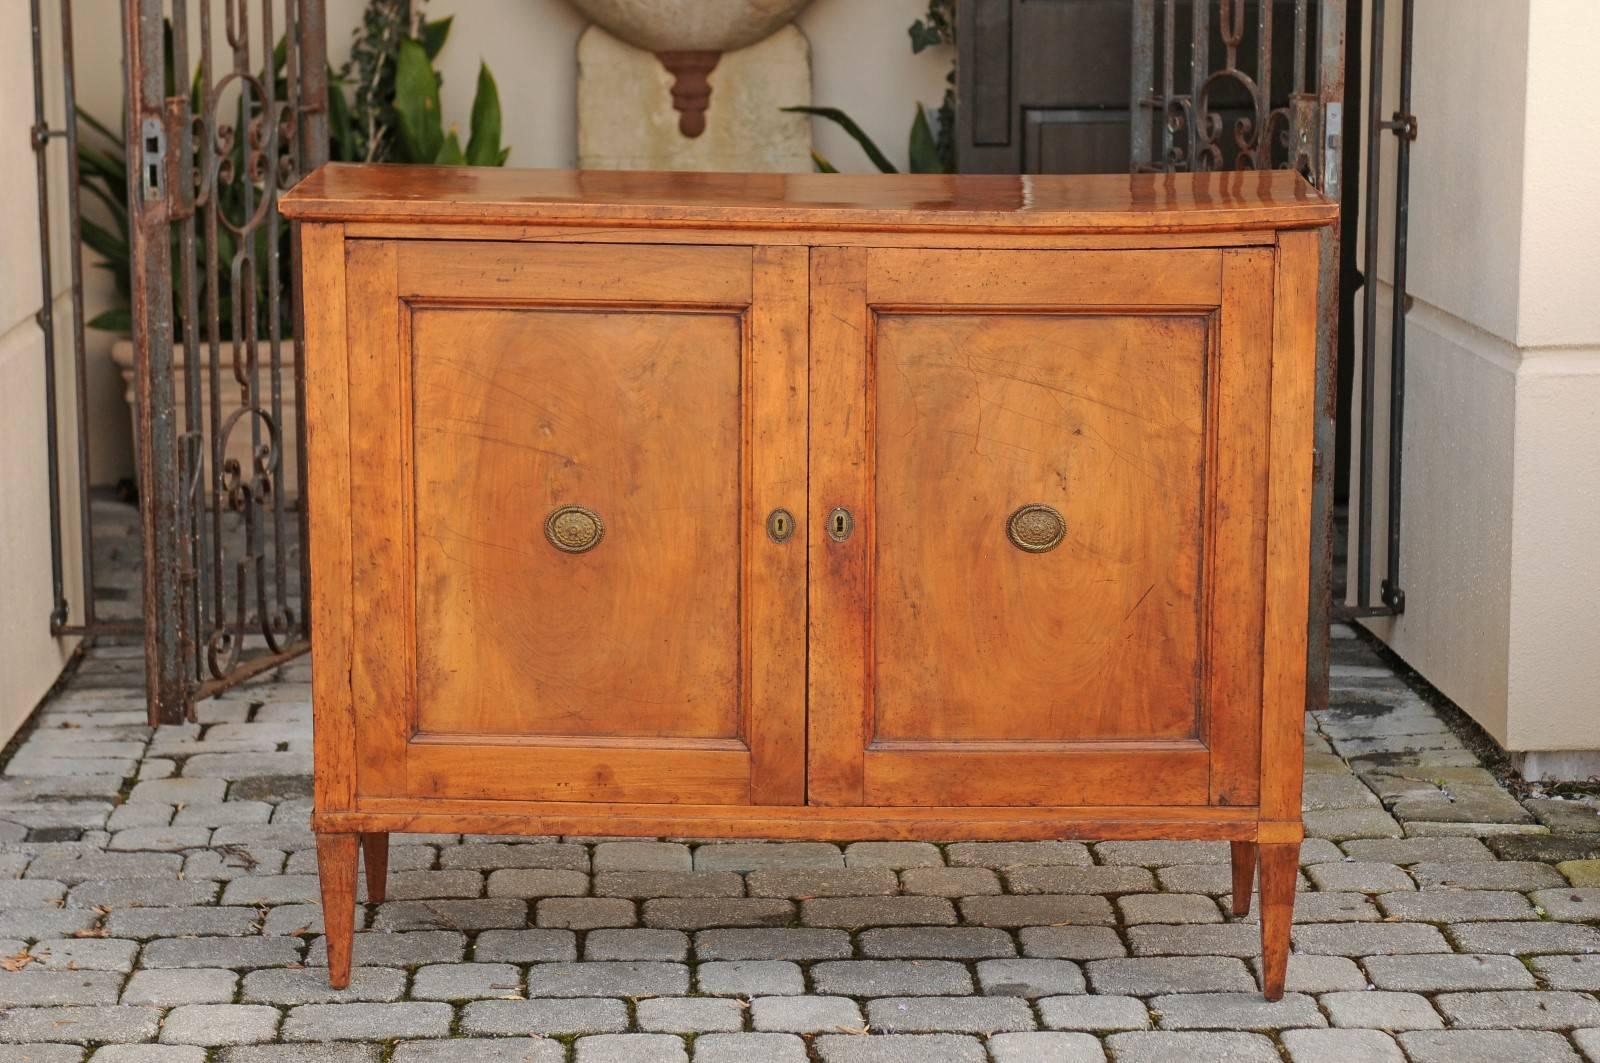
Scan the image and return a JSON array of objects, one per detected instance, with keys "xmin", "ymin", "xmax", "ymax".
[{"xmin": 1, "ymin": 594, "xmax": 1596, "ymax": 1059}]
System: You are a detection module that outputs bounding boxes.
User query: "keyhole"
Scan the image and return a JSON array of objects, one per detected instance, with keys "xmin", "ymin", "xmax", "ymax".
[
  {"xmin": 766, "ymin": 508, "xmax": 795, "ymax": 544},
  {"xmin": 827, "ymin": 506, "xmax": 853, "ymax": 542}
]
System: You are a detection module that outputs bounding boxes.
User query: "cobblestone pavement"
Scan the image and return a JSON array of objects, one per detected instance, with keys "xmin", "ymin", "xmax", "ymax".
[{"xmin": 1, "ymin": 626, "xmax": 1598, "ymax": 1062}]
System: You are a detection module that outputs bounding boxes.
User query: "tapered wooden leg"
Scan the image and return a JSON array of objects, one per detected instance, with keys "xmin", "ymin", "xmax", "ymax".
[
  {"xmin": 1230, "ymin": 841, "xmax": 1257, "ymax": 916},
  {"xmin": 360, "ymin": 832, "xmax": 390, "ymax": 903},
  {"xmin": 1258, "ymin": 841, "xmax": 1299, "ymax": 1001},
  {"xmin": 316, "ymin": 833, "xmax": 359, "ymax": 989}
]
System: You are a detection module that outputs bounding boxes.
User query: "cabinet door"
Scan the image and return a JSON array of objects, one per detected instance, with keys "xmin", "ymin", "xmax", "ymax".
[
  {"xmin": 345, "ymin": 241, "xmax": 807, "ymax": 807},
  {"xmin": 808, "ymin": 247, "xmax": 1274, "ymax": 807}
]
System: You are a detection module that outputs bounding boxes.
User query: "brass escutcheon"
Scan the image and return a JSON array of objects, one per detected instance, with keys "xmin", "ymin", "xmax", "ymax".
[
  {"xmin": 545, "ymin": 504, "xmax": 604, "ymax": 553},
  {"xmin": 1006, "ymin": 503, "xmax": 1065, "ymax": 553},
  {"xmin": 767, "ymin": 508, "xmax": 796, "ymax": 544},
  {"xmin": 827, "ymin": 506, "xmax": 854, "ymax": 543}
]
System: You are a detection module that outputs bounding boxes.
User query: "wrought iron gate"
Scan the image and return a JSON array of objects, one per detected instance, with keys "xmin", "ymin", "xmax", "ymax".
[
  {"xmin": 1129, "ymin": 0, "xmax": 1348, "ymax": 711},
  {"xmin": 125, "ymin": 0, "xmax": 328, "ymax": 723}
]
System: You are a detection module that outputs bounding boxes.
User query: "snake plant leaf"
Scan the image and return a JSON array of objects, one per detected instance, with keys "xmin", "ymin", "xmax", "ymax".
[
  {"xmin": 464, "ymin": 62, "xmax": 505, "ymax": 166},
  {"xmin": 811, "ymin": 150, "xmax": 839, "ymax": 173},
  {"xmin": 88, "ymin": 308, "xmax": 132, "ymax": 334},
  {"xmin": 79, "ymin": 216, "xmax": 128, "ymax": 266},
  {"xmin": 908, "ymin": 104, "xmax": 947, "ymax": 174},
  {"xmin": 393, "ymin": 37, "xmax": 445, "ymax": 163},
  {"xmin": 421, "ymin": 16, "xmax": 453, "ymax": 60},
  {"xmin": 76, "ymin": 109, "xmax": 122, "ymax": 148},
  {"xmin": 437, "ymin": 130, "xmax": 466, "ymax": 166},
  {"xmin": 782, "ymin": 105, "xmax": 899, "ymax": 173}
]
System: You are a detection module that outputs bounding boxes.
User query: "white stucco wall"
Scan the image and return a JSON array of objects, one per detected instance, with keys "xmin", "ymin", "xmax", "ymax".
[
  {"xmin": 0, "ymin": 0, "xmax": 86, "ymax": 742},
  {"xmin": 1352, "ymin": 0, "xmax": 1600, "ymax": 765}
]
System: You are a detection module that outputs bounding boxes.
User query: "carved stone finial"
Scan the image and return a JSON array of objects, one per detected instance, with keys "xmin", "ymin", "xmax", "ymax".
[{"xmin": 655, "ymin": 51, "xmax": 721, "ymax": 138}]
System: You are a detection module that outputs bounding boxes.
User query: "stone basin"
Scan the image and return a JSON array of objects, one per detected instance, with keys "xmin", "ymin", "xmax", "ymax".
[
  {"xmin": 567, "ymin": 0, "xmax": 812, "ymax": 54},
  {"xmin": 567, "ymin": 0, "xmax": 813, "ymax": 137}
]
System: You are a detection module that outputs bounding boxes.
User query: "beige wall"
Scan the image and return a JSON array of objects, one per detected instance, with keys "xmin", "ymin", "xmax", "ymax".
[
  {"xmin": 1, "ymin": 0, "xmax": 86, "ymax": 741},
  {"xmin": 1352, "ymin": 0, "xmax": 1600, "ymax": 767}
]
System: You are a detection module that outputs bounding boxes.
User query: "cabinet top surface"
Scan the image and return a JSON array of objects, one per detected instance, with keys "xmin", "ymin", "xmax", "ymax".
[{"xmin": 281, "ymin": 164, "xmax": 1335, "ymax": 233}]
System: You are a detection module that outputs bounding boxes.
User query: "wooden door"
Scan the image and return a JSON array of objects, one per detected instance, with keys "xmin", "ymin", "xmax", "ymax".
[
  {"xmin": 808, "ymin": 246, "xmax": 1275, "ymax": 808},
  {"xmin": 345, "ymin": 240, "xmax": 808, "ymax": 807}
]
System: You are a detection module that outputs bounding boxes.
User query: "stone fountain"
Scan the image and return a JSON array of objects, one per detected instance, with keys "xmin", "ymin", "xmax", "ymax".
[{"xmin": 567, "ymin": 0, "xmax": 815, "ymax": 171}]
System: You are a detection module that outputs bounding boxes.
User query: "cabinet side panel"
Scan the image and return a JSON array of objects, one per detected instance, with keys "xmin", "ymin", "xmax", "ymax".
[
  {"xmin": 748, "ymin": 246, "xmax": 810, "ymax": 805},
  {"xmin": 344, "ymin": 241, "xmax": 410, "ymax": 796},
  {"xmin": 1209, "ymin": 250, "xmax": 1275, "ymax": 806},
  {"xmin": 1261, "ymin": 230, "xmax": 1319, "ymax": 828},
  {"xmin": 304, "ymin": 223, "xmax": 354, "ymax": 813},
  {"xmin": 807, "ymin": 247, "xmax": 870, "ymax": 805}
]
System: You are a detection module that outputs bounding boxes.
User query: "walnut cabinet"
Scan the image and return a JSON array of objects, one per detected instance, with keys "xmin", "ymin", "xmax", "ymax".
[{"xmin": 281, "ymin": 165, "xmax": 1335, "ymax": 999}]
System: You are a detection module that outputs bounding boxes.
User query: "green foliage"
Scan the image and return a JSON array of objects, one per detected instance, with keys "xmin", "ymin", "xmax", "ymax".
[
  {"xmin": 786, "ymin": 0, "xmax": 957, "ymax": 174},
  {"xmin": 908, "ymin": 0, "xmax": 957, "ymax": 174},
  {"xmin": 783, "ymin": 106, "xmax": 901, "ymax": 173},
  {"xmin": 330, "ymin": 1, "xmax": 507, "ymax": 166},
  {"xmin": 78, "ymin": 2, "xmax": 511, "ymax": 338}
]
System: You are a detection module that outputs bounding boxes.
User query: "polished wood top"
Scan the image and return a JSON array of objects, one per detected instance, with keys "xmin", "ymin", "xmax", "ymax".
[{"xmin": 281, "ymin": 164, "xmax": 1336, "ymax": 233}]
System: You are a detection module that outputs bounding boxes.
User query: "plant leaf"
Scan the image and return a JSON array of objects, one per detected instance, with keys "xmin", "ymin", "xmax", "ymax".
[
  {"xmin": 88, "ymin": 308, "xmax": 132, "ymax": 335},
  {"xmin": 392, "ymin": 37, "xmax": 444, "ymax": 164},
  {"xmin": 811, "ymin": 150, "xmax": 838, "ymax": 173},
  {"xmin": 437, "ymin": 130, "xmax": 465, "ymax": 165},
  {"xmin": 782, "ymin": 106, "xmax": 898, "ymax": 173},
  {"xmin": 79, "ymin": 217, "xmax": 128, "ymax": 265},
  {"xmin": 76, "ymin": 109, "xmax": 123, "ymax": 148},
  {"xmin": 421, "ymin": 16, "xmax": 453, "ymax": 59},
  {"xmin": 909, "ymin": 104, "xmax": 945, "ymax": 174},
  {"xmin": 464, "ymin": 63, "xmax": 503, "ymax": 166}
]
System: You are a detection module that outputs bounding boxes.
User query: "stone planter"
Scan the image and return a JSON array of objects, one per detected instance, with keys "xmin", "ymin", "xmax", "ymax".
[{"xmin": 110, "ymin": 339, "xmax": 300, "ymax": 501}]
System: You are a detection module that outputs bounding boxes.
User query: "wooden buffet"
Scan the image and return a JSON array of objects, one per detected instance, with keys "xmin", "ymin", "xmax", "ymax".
[{"xmin": 280, "ymin": 164, "xmax": 1335, "ymax": 998}]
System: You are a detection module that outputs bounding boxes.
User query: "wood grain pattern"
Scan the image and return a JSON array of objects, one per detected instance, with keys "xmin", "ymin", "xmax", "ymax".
[
  {"xmin": 301, "ymin": 223, "xmax": 355, "ymax": 813},
  {"xmin": 342, "ymin": 240, "xmax": 408, "ymax": 798},
  {"xmin": 1261, "ymin": 229, "xmax": 1319, "ymax": 825},
  {"xmin": 746, "ymin": 246, "xmax": 810, "ymax": 805},
  {"xmin": 395, "ymin": 241, "xmax": 750, "ymax": 305},
  {"xmin": 1258, "ymin": 841, "xmax": 1298, "ymax": 1000},
  {"xmin": 344, "ymin": 221, "xmax": 1275, "ymax": 251},
  {"xmin": 282, "ymin": 165, "xmax": 1337, "ymax": 233},
  {"xmin": 866, "ymin": 248, "xmax": 1221, "ymax": 305},
  {"xmin": 1207, "ymin": 250, "xmax": 1275, "ymax": 807},
  {"xmin": 1230, "ymin": 840, "xmax": 1256, "ymax": 916},
  {"xmin": 316, "ymin": 833, "xmax": 357, "ymax": 989},
  {"xmin": 320, "ymin": 799, "xmax": 1266, "ymax": 841},
  {"xmin": 871, "ymin": 311, "xmax": 1208, "ymax": 746},
  {"xmin": 410, "ymin": 306, "xmax": 744, "ymax": 741},
  {"xmin": 807, "ymin": 247, "xmax": 871, "ymax": 806},
  {"xmin": 295, "ymin": 171, "xmax": 1332, "ymax": 998},
  {"xmin": 360, "ymin": 833, "xmax": 388, "ymax": 903}
]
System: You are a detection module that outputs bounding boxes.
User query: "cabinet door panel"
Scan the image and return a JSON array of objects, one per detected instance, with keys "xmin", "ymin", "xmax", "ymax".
[
  {"xmin": 871, "ymin": 311, "xmax": 1207, "ymax": 743},
  {"xmin": 347, "ymin": 241, "xmax": 808, "ymax": 806},
  {"xmin": 809, "ymin": 247, "xmax": 1270, "ymax": 808},
  {"xmin": 412, "ymin": 307, "xmax": 742, "ymax": 741}
]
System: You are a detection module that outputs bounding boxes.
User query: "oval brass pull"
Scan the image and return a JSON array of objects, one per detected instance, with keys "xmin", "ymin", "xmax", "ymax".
[
  {"xmin": 545, "ymin": 504, "xmax": 604, "ymax": 553},
  {"xmin": 1006, "ymin": 503, "xmax": 1065, "ymax": 553},
  {"xmin": 767, "ymin": 508, "xmax": 796, "ymax": 544}
]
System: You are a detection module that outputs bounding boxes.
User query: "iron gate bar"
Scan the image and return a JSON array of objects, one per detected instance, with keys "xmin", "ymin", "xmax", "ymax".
[
  {"xmin": 28, "ymin": 0, "xmax": 68, "ymax": 635},
  {"xmin": 121, "ymin": 0, "xmax": 327, "ymax": 723},
  {"xmin": 1348, "ymin": 0, "xmax": 1412, "ymax": 618},
  {"xmin": 1129, "ymin": 0, "xmax": 1347, "ymax": 712},
  {"xmin": 128, "ymin": 0, "xmax": 188, "ymax": 722},
  {"xmin": 1380, "ymin": 0, "xmax": 1413, "ymax": 613},
  {"xmin": 30, "ymin": 0, "xmax": 99, "ymax": 638}
]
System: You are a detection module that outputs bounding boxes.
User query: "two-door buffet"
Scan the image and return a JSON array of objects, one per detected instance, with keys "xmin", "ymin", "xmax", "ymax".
[{"xmin": 280, "ymin": 165, "xmax": 1336, "ymax": 999}]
